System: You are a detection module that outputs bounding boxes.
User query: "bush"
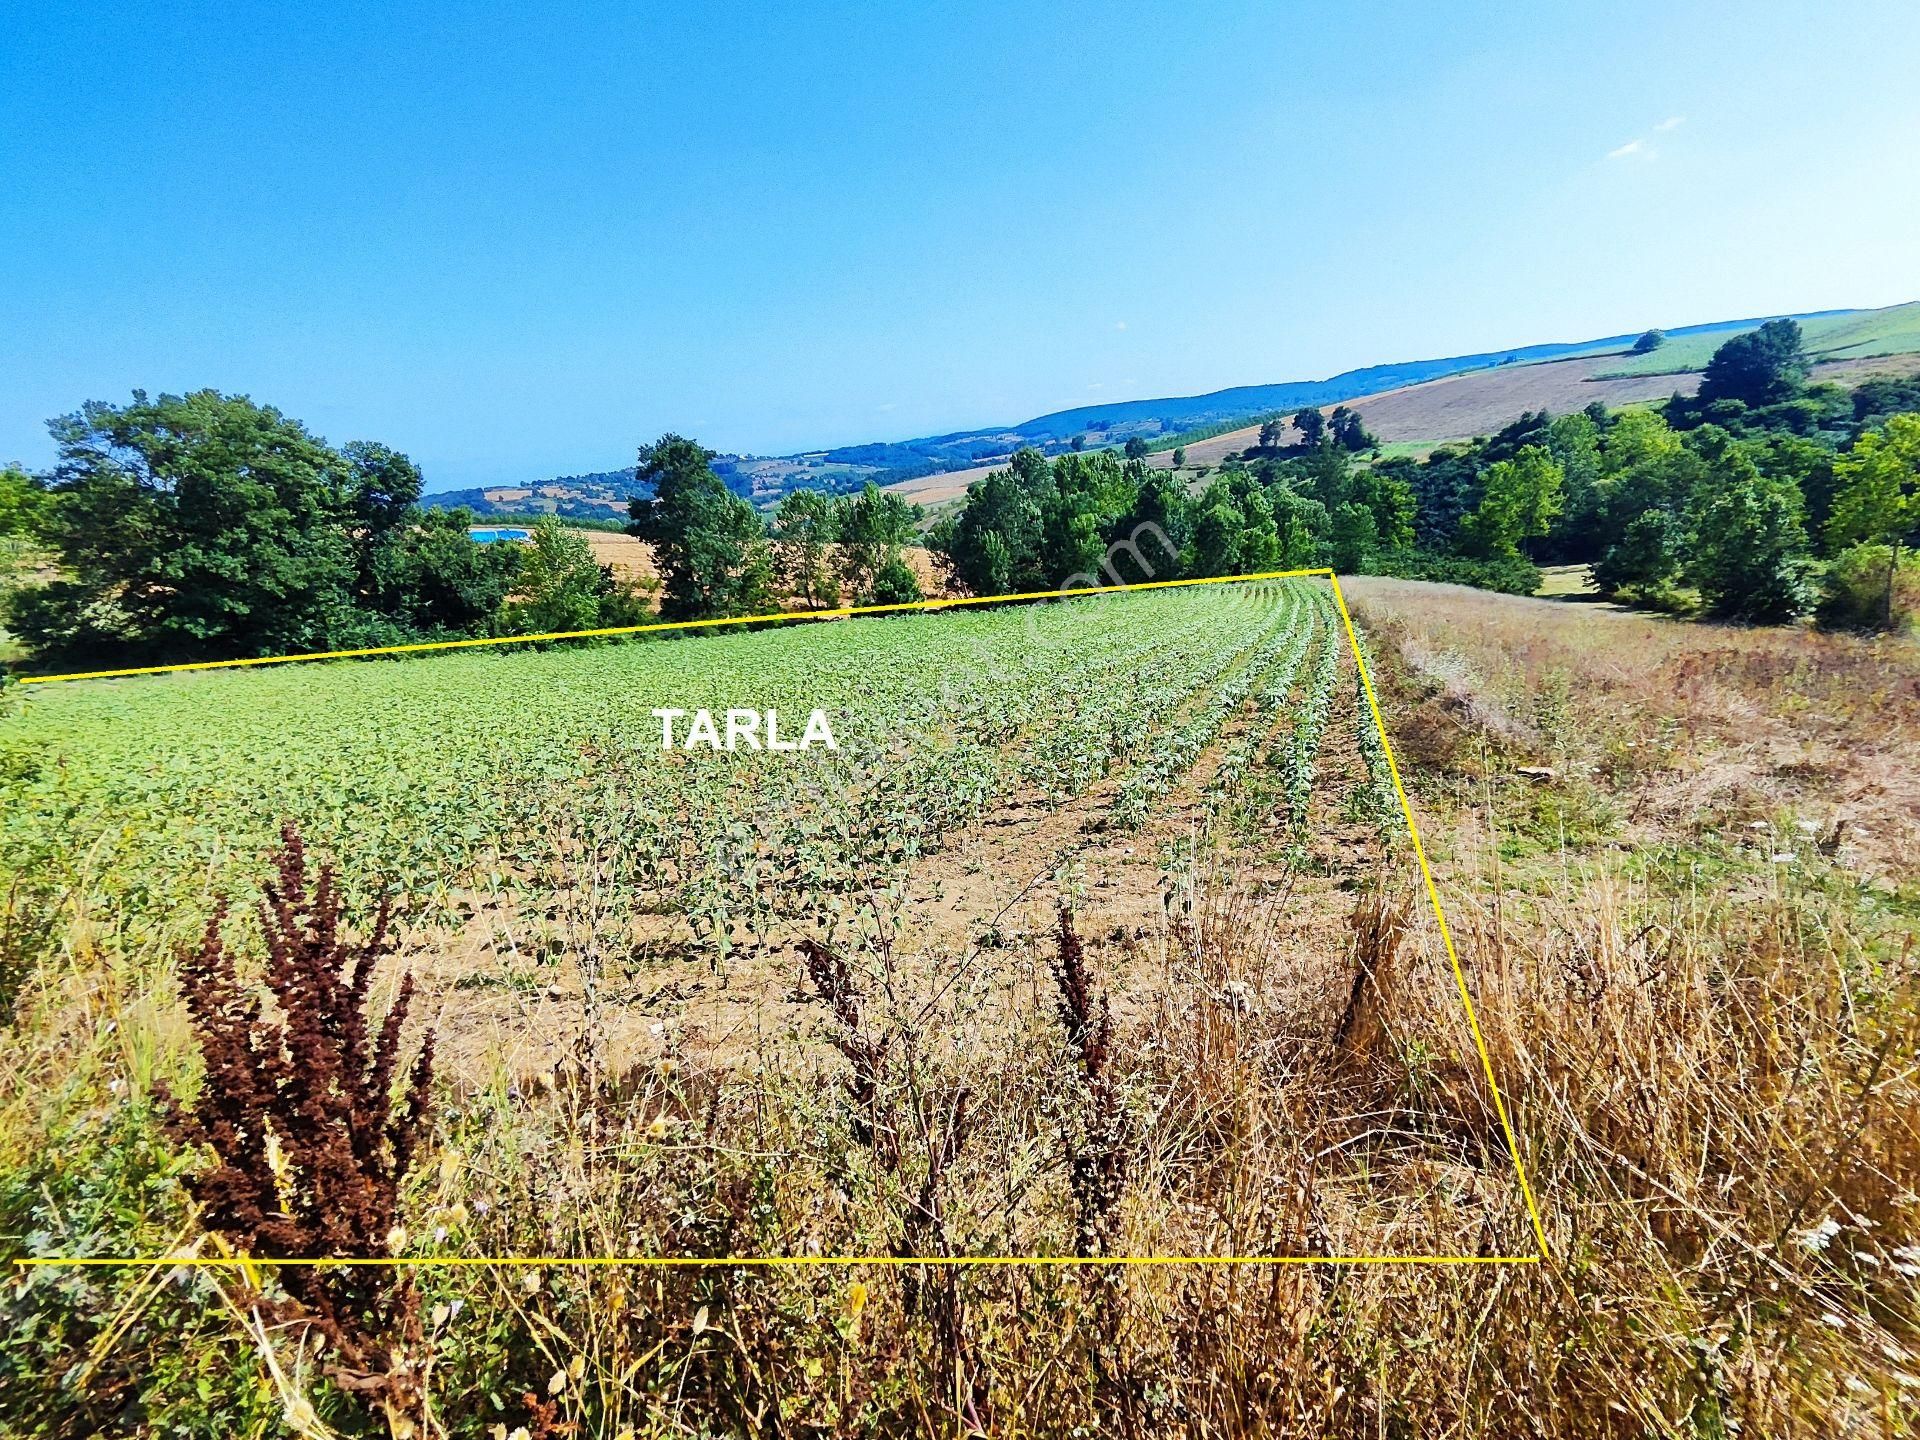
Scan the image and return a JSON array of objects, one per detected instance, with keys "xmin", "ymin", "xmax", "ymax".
[
  {"xmin": 1365, "ymin": 547, "xmax": 1541, "ymax": 596},
  {"xmin": 867, "ymin": 553, "xmax": 924, "ymax": 606},
  {"xmin": 1816, "ymin": 543, "xmax": 1920, "ymax": 632}
]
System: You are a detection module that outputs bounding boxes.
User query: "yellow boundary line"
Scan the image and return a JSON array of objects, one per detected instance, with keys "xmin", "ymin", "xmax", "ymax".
[
  {"xmin": 32, "ymin": 1254, "xmax": 1532, "ymax": 1268},
  {"xmin": 17, "ymin": 568, "xmax": 1335, "ymax": 686},
  {"xmin": 13, "ymin": 570, "xmax": 1549, "ymax": 1270},
  {"xmin": 1329, "ymin": 574, "xmax": 1552, "ymax": 1262}
]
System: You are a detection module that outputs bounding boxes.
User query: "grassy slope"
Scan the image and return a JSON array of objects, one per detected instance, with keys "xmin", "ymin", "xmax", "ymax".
[{"xmin": 1596, "ymin": 300, "xmax": 1920, "ymax": 377}]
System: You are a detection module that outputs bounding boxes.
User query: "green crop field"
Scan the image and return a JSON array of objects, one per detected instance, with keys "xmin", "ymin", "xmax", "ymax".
[
  {"xmin": 8, "ymin": 570, "xmax": 1918, "ymax": 1436},
  {"xmin": 0, "ymin": 580, "xmax": 1387, "ymax": 986},
  {"xmin": 1595, "ymin": 300, "xmax": 1920, "ymax": 377}
]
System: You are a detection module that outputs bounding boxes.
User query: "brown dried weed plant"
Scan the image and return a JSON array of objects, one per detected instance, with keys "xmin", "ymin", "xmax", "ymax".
[{"xmin": 163, "ymin": 823, "xmax": 436, "ymax": 1425}]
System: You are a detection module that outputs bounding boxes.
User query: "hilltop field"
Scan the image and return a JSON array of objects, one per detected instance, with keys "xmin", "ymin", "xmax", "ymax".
[
  {"xmin": 1597, "ymin": 301, "xmax": 1920, "ymax": 378},
  {"xmin": 882, "ymin": 320, "xmax": 1920, "ymax": 505},
  {"xmin": 4, "ymin": 577, "xmax": 1917, "ymax": 1435},
  {"xmin": 428, "ymin": 302, "xmax": 1920, "ymax": 520}
]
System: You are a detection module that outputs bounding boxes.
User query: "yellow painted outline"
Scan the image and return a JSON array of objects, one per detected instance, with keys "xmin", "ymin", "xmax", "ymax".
[
  {"xmin": 13, "ymin": 570, "xmax": 1549, "ymax": 1269},
  {"xmin": 18, "ymin": 568, "xmax": 1332, "ymax": 686}
]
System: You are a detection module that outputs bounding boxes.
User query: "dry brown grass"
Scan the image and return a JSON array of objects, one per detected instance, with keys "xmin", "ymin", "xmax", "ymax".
[
  {"xmin": 577, "ymin": 532, "xmax": 952, "ymax": 608},
  {"xmin": 1144, "ymin": 355, "xmax": 1914, "ymax": 472},
  {"xmin": 6, "ymin": 580, "xmax": 1919, "ymax": 1436},
  {"xmin": 1345, "ymin": 576, "xmax": 1920, "ymax": 879}
]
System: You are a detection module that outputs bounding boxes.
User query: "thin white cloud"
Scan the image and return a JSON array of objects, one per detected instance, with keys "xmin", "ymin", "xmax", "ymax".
[
  {"xmin": 1113, "ymin": 320, "xmax": 1128, "ymax": 331},
  {"xmin": 1608, "ymin": 116, "xmax": 1685, "ymax": 161}
]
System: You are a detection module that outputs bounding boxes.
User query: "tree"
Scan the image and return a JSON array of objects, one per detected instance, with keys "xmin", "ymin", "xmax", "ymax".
[
  {"xmin": 1300, "ymin": 438, "xmax": 1352, "ymax": 512},
  {"xmin": 4, "ymin": 391, "xmax": 533, "ymax": 669},
  {"xmin": 498, "ymin": 517, "xmax": 646, "ymax": 635},
  {"xmin": 1329, "ymin": 406, "xmax": 1377, "ymax": 452},
  {"xmin": 1122, "ymin": 436, "xmax": 1149, "ymax": 461},
  {"xmin": 0, "ymin": 465, "xmax": 49, "ymax": 538},
  {"xmin": 868, "ymin": 553, "xmax": 923, "ymax": 605},
  {"xmin": 1108, "ymin": 469, "xmax": 1190, "ymax": 584},
  {"xmin": 771, "ymin": 489, "xmax": 840, "ymax": 609},
  {"xmin": 1818, "ymin": 543, "xmax": 1918, "ymax": 632},
  {"xmin": 1042, "ymin": 450, "xmax": 1135, "ymax": 587},
  {"xmin": 1457, "ymin": 445, "xmax": 1563, "ymax": 561},
  {"xmin": 1292, "ymin": 408, "xmax": 1326, "ymax": 448},
  {"xmin": 1391, "ymin": 447, "xmax": 1476, "ymax": 550},
  {"xmin": 1543, "ymin": 411, "xmax": 1604, "ymax": 561},
  {"xmin": 333, "ymin": 441, "xmax": 520, "ymax": 638},
  {"xmin": 1347, "ymin": 465, "xmax": 1416, "ymax": 551},
  {"xmin": 1685, "ymin": 435, "xmax": 1815, "ymax": 622},
  {"xmin": 1257, "ymin": 419, "xmax": 1286, "ymax": 451},
  {"xmin": 1170, "ymin": 446, "xmax": 1186, "ymax": 469},
  {"xmin": 835, "ymin": 481, "xmax": 922, "ymax": 603},
  {"xmin": 628, "ymin": 434, "xmax": 774, "ymax": 620},
  {"xmin": 1329, "ymin": 501, "xmax": 1378, "ymax": 572},
  {"xmin": 975, "ymin": 530, "xmax": 1014, "ymax": 596},
  {"xmin": 1602, "ymin": 408, "xmax": 1684, "ymax": 474},
  {"xmin": 1187, "ymin": 486, "xmax": 1245, "ymax": 579},
  {"xmin": 1592, "ymin": 509, "xmax": 1686, "ymax": 599},
  {"xmin": 1749, "ymin": 432, "xmax": 1838, "ymax": 538},
  {"xmin": 1631, "ymin": 328, "xmax": 1665, "ymax": 354},
  {"xmin": 930, "ymin": 449, "xmax": 1050, "ymax": 596},
  {"xmin": 12, "ymin": 391, "xmax": 376, "ymax": 665},
  {"xmin": 1698, "ymin": 318, "xmax": 1807, "ymax": 409},
  {"xmin": 1269, "ymin": 486, "xmax": 1329, "ymax": 568},
  {"xmin": 359, "ymin": 506, "xmax": 520, "ymax": 639},
  {"xmin": 1826, "ymin": 413, "xmax": 1920, "ymax": 627},
  {"xmin": 1590, "ymin": 438, "xmax": 1705, "ymax": 599},
  {"xmin": 341, "ymin": 441, "xmax": 424, "ymax": 551},
  {"xmin": 1235, "ymin": 486, "xmax": 1281, "ymax": 573}
]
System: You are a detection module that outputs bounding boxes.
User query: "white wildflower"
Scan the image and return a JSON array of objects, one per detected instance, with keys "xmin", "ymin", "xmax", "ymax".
[{"xmin": 1799, "ymin": 1218, "xmax": 1841, "ymax": 1252}]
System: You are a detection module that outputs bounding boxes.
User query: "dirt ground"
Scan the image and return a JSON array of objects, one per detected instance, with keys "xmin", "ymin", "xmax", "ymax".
[
  {"xmin": 883, "ymin": 460, "xmax": 1012, "ymax": 507},
  {"xmin": 412, "ymin": 630, "xmax": 1418, "ymax": 1089},
  {"xmin": 522, "ymin": 531, "xmax": 952, "ymax": 606},
  {"xmin": 1145, "ymin": 352, "xmax": 1920, "ymax": 472}
]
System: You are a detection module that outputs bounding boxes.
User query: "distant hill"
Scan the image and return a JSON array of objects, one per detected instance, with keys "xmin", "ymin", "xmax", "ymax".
[
  {"xmin": 1595, "ymin": 301, "xmax": 1920, "ymax": 378},
  {"xmin": 424, "ymin": 456, "xmax": 883, "ymax": 520},
  {"xmin": 427, "ymin": 469, "xmax": 641, "ymax": 520},
  {"xmin": 424, "ymin": 302, "xmax": 1910, "ymax": 518}
]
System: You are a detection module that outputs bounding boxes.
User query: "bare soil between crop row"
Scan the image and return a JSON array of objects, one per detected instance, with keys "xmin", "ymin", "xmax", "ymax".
[{"xmin": 405, "ymin": 639, "xmax": 1458, "ymax": 1097}]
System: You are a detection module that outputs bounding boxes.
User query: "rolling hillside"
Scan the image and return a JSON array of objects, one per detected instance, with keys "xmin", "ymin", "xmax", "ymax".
[
  {"xmin": 1595, "ymin": 301, "xmax": 1920, "ymax": 378},
  {"xmin": 1131, "ymin": 350, "xmax": 1920, "ymax": 475},
  {"xmin": 427, "ymin": 302, "xmax": 1915, "ymax": 518},
  {"xmin": 425, "ymin": 454, "xmax": 885, "ymax": 520}
]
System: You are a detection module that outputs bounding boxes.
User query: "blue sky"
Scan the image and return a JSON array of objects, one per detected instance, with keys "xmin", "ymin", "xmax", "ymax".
[{"xmin": 4, "ymin": 1, "xmax": 1917, "ymax": 489}]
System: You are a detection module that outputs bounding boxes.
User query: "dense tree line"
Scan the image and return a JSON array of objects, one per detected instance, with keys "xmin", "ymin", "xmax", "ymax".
[
  {"xmin": 0, "ymin": 394, "xmax": 641, "ymax": 671},
  {"xmin": 627, "ymin": 434, "xmax": 924, "ymax": 618},
  {"xmin": 928, "ymin": 320, "xmax": 1920, "ymax": 629},
  {"xmin": 926, "ymin": 431, "xmax": 1507, "ymax": 598},
  {"xmin": 6, "ymin": 323, "xmax": 1916, "ymax": 672},
  {"xmin": 0, "ymin": 397, "xmax": 927, "ymax": 672}
]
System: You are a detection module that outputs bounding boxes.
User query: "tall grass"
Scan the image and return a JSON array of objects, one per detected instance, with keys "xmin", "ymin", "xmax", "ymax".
[{"xmin": 4, "ymin": 583, "xmax": 1918, "ymax": 1435}]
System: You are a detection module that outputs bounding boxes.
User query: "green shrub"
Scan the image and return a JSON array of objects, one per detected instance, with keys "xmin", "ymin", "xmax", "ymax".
[
  {"xmin": 1816, "ymin": 542, "xmax": 1920, "ymax": 631},
  {"xmin": 1365, "ymin": 547, "xmax": 1541, "ymax": 595},
  {"xmin": 0, "ymin": 1102, "xmax": 281, "ymax": 1438}
]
